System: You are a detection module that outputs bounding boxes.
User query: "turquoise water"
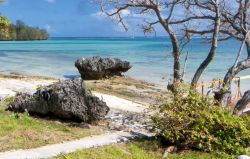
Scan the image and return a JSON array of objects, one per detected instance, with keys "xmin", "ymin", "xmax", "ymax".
[{"xmin": 0, "ymin": 37, "xmax": 249, "ymax": 92}]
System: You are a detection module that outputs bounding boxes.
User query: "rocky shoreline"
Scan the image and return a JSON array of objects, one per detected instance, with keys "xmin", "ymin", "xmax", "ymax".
[{"xmin": 0, "ymin": 73, "xmax": 165, "ymax": 137}]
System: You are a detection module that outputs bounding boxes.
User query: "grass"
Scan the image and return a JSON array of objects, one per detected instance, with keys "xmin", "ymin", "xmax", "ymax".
[
  {"xmin": 168, "ymin": 151, "xmax": 234, "ymax": 159},
  {"xmin": 53, "ymin": 140, "xmax": 164, "ymax": 159},
  {"xmin": 53, "ymin": 140, "xmax": 234, "ymax": 159},
  {"xmin": 0, "ymin": 100, "xmax": 105, "ymax": 152}
]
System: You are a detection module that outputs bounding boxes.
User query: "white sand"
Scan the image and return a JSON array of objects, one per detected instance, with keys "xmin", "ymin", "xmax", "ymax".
[
  {"xmin": 0, "ymin": 78, "xmax": 56, "ymax": 99},
  {"xmin": 93, "ymin": 92, "xmax": 147, "ymax": 113}
]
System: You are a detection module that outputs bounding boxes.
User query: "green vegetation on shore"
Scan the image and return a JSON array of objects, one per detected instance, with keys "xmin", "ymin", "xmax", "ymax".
[
  {"xmin": 1, "ymin": 75, "xmax": 249, "ymax": 157},
  {"xmin": 0, "ymin": 98, "xmax": 104, "ymax": 152},
  {"xmin": 152, "ymin": 85, "xmax": 250, "ymax": 155},
  {"xmin": 53, "ymin": 140, "xmax": 233, "ymax": 159},
  {"xmin": 54, "ymin": 141, "xmax": 163, "ymax": 159},
  {"xmin": 0, "ymin": 16, "xmax": 48, "ymax": 41}
]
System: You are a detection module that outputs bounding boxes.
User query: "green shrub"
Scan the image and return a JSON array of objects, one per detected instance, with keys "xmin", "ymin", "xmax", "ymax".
[{"xmin": 152, "ymin": 85, "xmax": 250, "ymax": 155}]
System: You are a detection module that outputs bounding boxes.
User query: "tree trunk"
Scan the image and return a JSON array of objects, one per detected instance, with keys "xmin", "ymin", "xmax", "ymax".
[
  {"xmin": 170, "ymin": 32, "xmax": 181, "ymax": 83},
  {"xmin": 235, "ymin": 89, "xmax": 250, "ymax": 113},
  {"xmin": 191, "ymin": 3, "xmax": 220, "ymax": 87},
  {"xmin": 164, "ymin": 25, "xmax": 181, "ymax": 84},
  {"xmin": 216, "ymin": 34, "xmax": 250, "ymax": 106},
  {"xmin": 191, "ymin": 47, "xmax": 217, "ymax": 86},
  {"xmin": 217, "ymin": 59, "xmax": 250, "ymax": 106},
  {"xmin": 165, "ymin": 27, "xmax": 181, "ymax": 92},
  {"xmin": 154, "ymin": 7, "xmax": 181, "ymax": 84},
  {"xmin": 245, "ymin": 37, "xmax": 250, "ymax": 58}
]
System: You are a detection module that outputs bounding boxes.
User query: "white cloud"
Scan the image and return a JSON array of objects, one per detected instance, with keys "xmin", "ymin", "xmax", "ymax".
[
  {"xmin": 44, "ymin": 24, "xmax": 51, "ymax": 30},
  {"xmin": 91, "ymin": 9, "xmax": 155, "ymax": 21},
  {"xmin": 91, "ymin": 9, "xmax": 159, "ymax": 35},
  {"xmin": 45, "ymin": 0, "xmax": 56, "ymax": 3},
  {"xmin": 44, "ymin": 24, "xmax": 56, "ymax": 33}
]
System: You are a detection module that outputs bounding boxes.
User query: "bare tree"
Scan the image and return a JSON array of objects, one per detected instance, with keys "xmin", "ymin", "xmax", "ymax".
[
  {"xmin": 95, "ymin": 0, "xmax": 194, "ymax": 85},
  {"xmin": 95, "ymin": 0, "xmax": 250, "ymax": 102},
  {"xmin": 176, "ymin": 0, "xmax": 222, "ymax": 87},
  {"xmin": 95, "ymin": 0, "xmax": 225, "ymax": 88},
  {"xmin": 214, "ymin": 0, "xmax": 250, "ymax": 106}
]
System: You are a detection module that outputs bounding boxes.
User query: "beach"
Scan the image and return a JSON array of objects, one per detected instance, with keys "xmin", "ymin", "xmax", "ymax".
[
  {"xmin": 0, "ymin": 74, "xmax": 169, "ymax": 103},
  {"xmin": 0, "ymin": 37, "xmax": 249, "ymax": 93},
  {"xmin": 1, "ymin": 0, "xmax": 250, "ymax": 158},
  {"xmin": 0, "ymin": 37, "xmax": 249, "ymax": 159}
]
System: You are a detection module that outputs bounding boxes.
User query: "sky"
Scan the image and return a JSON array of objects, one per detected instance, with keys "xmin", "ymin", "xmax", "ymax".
[{"xmin": 0, "ymin": 0, "xmax": 165, "ymax": 37}]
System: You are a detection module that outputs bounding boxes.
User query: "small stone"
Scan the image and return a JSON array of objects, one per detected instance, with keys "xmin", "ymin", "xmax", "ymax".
[
  {"xmin": 54, "ymin": 121, "xmax": 63, "ymax": 125},
  {"xmin": 163, "ymin": 146, "xmax": 177, "ymax": 159},
  {"xmin": 119, "ymin": 137, "xmax": 129, "ymax": 142},
  {"xmin": 75, "ymin": 122, "xmax": 91, "ymax": 128}
]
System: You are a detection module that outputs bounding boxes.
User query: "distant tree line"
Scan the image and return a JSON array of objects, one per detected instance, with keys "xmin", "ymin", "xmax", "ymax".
[{"xmin": 0, "ymin": 16, "xmax": 48, "ymax": 41}]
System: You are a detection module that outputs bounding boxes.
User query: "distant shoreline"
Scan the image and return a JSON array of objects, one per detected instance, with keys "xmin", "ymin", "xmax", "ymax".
[
  {"xmin": 0, "ymin": 72, "xmax": 57, "ymax": 81},
  {"xmin": 0, "ymin": 38, "xmax": 48, "ymax": 42}
]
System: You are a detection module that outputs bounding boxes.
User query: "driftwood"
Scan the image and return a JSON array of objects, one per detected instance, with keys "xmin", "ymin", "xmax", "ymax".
[
  {"xmin": 217, "ymin": 58, "xmax": 250, "ymax": 106},
  {"xmin": 235, "ymin": 90, "xmax": 250, "ymax": 113},
  {"xmin": 215, "ymin": 0, "xmax": 250, "ymax": 106}
]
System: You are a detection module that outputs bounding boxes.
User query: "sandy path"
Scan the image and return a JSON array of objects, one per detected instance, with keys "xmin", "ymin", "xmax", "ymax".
[
  {"xmin": 0, "ymin": 131, "xmax": 139, "ymax": 159},
  {"xmin": 93, "ymin": 92, "xmax": 147, "ymax": 113}
]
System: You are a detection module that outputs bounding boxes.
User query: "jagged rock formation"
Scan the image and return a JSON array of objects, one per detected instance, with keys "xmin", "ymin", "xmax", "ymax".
[
  {"xmin": 7, "ymin": 79, "xmax": 109, "ymax": 122},
  {"xmin": 75, "ymin": 56, "xmax": 132, "ymax": 80}
]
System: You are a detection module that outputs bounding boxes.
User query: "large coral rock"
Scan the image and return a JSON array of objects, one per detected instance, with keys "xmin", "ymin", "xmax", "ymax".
[
  {"xmin": 75, "ymin": 56, "xmax": 132, "ymax": 80},
  {"xmin": 7, "ymin": 79, "xmax": 109, "ymax": 122}
]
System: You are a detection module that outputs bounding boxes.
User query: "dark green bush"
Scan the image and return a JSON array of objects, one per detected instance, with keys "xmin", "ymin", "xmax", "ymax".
[{"xmin": 152, "ymin": 85, "xmax": 250, "ymax": 155}]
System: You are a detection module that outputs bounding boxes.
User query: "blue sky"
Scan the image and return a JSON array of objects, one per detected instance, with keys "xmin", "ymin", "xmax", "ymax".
[{"xmin": 0, "ymin": 0, "xmax": 165, "ymax": 37}]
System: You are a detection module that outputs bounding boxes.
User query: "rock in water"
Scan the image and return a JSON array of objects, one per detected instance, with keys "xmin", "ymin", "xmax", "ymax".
[
  {"xmin": 7, "ymin": 79, "xmax": 109, "ymax": 122},
  {"xmin": 75, "ymin": 56, "xmax": 132, "ymax": 80}
]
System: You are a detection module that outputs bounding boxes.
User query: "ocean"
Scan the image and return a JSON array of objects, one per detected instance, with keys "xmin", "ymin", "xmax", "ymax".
[{"xmin": 0, "ymin": 37, "xmax": 249, "ymax": 92}]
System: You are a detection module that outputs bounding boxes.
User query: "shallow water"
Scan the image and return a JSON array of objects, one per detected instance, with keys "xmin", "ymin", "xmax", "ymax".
[{"xmin": 0, "ymin": 37, "xmax": 249, "ymax": 92}]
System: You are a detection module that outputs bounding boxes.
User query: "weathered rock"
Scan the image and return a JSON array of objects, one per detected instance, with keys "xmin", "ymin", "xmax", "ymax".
[
  {"xmin": 75, "ymin": 56, "xmax": 132, "ymax": 80},
  {"xmin": 7, "ymin": 79, "xmax": 109, "ymax": 122}
]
